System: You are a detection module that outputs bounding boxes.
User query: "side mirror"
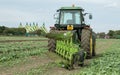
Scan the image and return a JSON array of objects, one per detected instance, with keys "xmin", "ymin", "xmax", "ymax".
[
  {"xmin": 57, "ymin": 10, "xmax": 59, "ymax": 12},
  {"xmin": 89, "ymin": 14, "xmax": 93, "ymax": 19},
  {"xmin": 54, "ymin": 13, "xmax": 59, "ymax": 19},
  {"xmin": 84, "ymin": 13, "xmax": 93, "ymax": 20}
]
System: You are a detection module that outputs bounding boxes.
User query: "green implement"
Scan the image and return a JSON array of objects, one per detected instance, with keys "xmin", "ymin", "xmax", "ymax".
[{"xmin": 46, "ymin": 30, "xmax": 87, "ymax": 69}]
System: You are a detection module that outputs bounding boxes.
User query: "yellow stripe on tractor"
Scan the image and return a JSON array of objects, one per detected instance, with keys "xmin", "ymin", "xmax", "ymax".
[{"xmin": 90, "ymin": 34, "xmax": 93, "ymax": 55}]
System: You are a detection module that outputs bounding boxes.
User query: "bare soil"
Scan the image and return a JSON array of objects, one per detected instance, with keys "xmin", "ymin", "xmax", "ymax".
[
  {"xmin": 0, "ymin": 55, "xmax": 52, "ymax": 75},
  {"xmin": 0, "ymin": 39, "xmax": 48, "ymax": 43}
]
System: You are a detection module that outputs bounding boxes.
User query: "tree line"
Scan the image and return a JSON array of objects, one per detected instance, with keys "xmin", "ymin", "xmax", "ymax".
[
  {"xmin": 0, "ymin": 26, "xmax": 41, "ymax": 36},
  {"xmin": 0, "ymin": 26, "xmax": 120, "ymax": 39},
  {"xmin": 97, "ymin": 30, "xmax": 120, "ymax": 39}
]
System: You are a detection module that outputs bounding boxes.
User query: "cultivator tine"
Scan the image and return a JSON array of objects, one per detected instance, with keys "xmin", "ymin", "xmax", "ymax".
[{"xmin": 55, "ymin": 34, "xmax": 79, "ymax": 68}]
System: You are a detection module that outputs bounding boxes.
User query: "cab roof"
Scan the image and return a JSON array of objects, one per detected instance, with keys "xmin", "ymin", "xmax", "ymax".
[{"xmin": 60, "ymin": 6, "xmax": 84, "ymax": 10}]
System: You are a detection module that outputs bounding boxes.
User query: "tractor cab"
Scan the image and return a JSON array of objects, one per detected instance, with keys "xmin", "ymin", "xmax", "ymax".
[
  {"xmin": 54, "ymin": 5, "xmax": 92, "ymax": 30},
  {"xmin": 60, "ymin": 8, "xmax": 82, "ymax": 25}
]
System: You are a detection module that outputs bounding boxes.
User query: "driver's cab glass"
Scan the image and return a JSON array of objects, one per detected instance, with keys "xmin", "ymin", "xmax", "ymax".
[{"xmin": 60, "ymin": 10, "xmax": 81, "ymax": 24}]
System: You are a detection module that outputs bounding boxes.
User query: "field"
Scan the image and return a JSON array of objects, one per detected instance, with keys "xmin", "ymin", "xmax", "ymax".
[{"xmin": 0, "ymin": 36, "xmax": 120, "ymax": 75}]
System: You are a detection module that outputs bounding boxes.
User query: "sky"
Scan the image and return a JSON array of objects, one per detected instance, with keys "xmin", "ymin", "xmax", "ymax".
[{"xmin": 0, "ymin": 0, "xmax": 120, "ymax": 33}]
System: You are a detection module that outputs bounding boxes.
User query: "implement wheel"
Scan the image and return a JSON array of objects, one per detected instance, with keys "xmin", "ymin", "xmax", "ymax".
[
  {"xmin": 73, "ymin": 50, "xmax": 86, "ymax": 67},
  {"xmin": 48, "ymin": 39, "xmax": 56, "ymax": 52},
  {"xmin": 81, "ymin": 29, "xmax": 93, "ymax": 58}
]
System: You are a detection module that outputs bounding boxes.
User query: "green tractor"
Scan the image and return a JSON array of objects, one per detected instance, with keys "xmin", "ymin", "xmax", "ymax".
[{"xmin": 46, "ymin": 5, "xmax": 96, "ymax": 69}]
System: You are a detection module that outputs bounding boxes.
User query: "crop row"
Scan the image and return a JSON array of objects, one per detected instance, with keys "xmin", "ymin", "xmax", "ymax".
[
  {"xmin": 76, "ymin": 40, "xmax": 120, "ymax": 75},
  {"xmin": 0, "ymin": 41, "xmax": 47, "ymax": 53},
  {"xmin": 0, "ymin": 48, "xmax": 47, "ymax": 62},
  {"xmin": 0, "ymin": 41, "xmax": 48, "ymax": 62},
  {"xmin": 0, "ymin": 36, "xmax": 47, "ymax": 41}
]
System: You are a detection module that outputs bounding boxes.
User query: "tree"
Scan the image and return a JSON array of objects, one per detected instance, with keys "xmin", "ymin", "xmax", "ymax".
[
  {"xmin": 3, "ymin": 28, "xmax": 26, "ymax": 36},
  {"xmin": 113, "ymin": 30, "xmax": 120, "ymax": 39},
  {"xmin": 115, "ymin": 30, "xmax": 120, "ymax": 35},
  {"xmin": 97, "ymin": 32, "xmax": 106, "ymax": 38},
  {"xmin": 107, "ymin": 30, "xmax": 114, "ymax": 38},
  {"xmin": 0, "ymin": 26, "xmax": 7, "ymax": 34}
]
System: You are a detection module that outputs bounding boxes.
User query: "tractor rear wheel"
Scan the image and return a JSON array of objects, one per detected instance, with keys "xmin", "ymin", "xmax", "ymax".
[
  {"xmin": 81, "ymin": 29, "xmax": 93, "ymax": 58},
  {"xmin": 48, "ymin": 39, "xmax": 56, "ymax": 52}
]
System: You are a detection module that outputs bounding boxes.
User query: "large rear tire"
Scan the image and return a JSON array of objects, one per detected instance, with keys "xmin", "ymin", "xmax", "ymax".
[
  {"xmin": 48, "ymin": 39, "xmax": 56, "ymax": 52},
  {"xmin": 81, "ymin": 29, "xmax": 93, "ymax": 58}
]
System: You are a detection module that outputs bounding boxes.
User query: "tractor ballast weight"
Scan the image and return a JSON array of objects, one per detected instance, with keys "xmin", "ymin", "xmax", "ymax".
[{"xmin": 47, "ymin": 5, "xmax": 96, "ymax": 69}]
